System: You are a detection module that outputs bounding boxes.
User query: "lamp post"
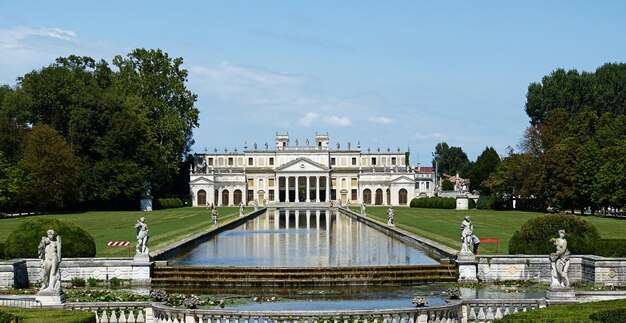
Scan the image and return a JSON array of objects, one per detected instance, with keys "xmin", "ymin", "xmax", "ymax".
[{"xmin": 432, "ymin": 152, "xmax": 440, "ymax": 196}]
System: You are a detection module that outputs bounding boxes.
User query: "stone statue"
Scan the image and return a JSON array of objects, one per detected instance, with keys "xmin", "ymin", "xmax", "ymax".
[
  {"xmin": 361, "ymin": 202, "xmax": 366, "ymax": 216},
  {"xmin": 347, "ymin": 200, "xmax": 351, "ymax": 208},
  {"xmin": 253, "ymin": 199, "xmax": 258, "ymax": 211},
  {"xmin": 550, "ymin": 229, "xmax": 571, "ymax": 288},
  {"xmin": 135, "ymin": 217, "xmax": 149, "ymax": 255},
  {"xmin": 306, "ymin": 138, "xmax": 309, "ymax": 146},
  {"xmin": 239, "ymin": 202, "xmax": 245, "ymax": 217},
  {"xmin": 38, "ymin": 229, "xmax": 62, "ymax": 292},
  {"xmin": 387, "ymin": 207, "xmax": 395, "ymax": 226},
  {"xmin": 295, "ymin": 138, "xmax": 299, "ymax": 146},
  {"xmin": 254, "ymin": 142, "xmax": 257, "ymax": 150},
  {"xmin": 460, "ymin": 215, "xmax": 473, "ymax": 254},
  {"xmin": 264, "ymin": 142, "xmax": 268, "ymax": 150}
]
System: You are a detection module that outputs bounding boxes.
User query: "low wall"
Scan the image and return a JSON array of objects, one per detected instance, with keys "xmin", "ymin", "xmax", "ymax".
[
  {"xmin": 478, "ymin": 255, "xmax": 626, "ymax": 286},
  {"xmin": 0, "ymin": 258, "xmax": 145, "ymax": 289},
  {"xmin": 339, "ymin": 208, "xmax": 457, "ymax": 261}
]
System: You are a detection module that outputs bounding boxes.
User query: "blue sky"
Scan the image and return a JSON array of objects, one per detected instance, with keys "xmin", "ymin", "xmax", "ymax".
[{"xmin": 1, "ymin": 1, "xmax": 625, "ymax": 165}]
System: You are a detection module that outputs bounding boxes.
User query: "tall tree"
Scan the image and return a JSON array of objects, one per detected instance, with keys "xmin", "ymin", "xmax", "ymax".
[
  {"xmin": 432, "ymin": 142, "xmax": 472, "ymax": 177},
  {"xmin": 469, "ymin": 147, "xmax": 500, "ymax": 194},
  {"xmin": 18, "ymin": 124, "xmax": 80, "ymax": 212}
]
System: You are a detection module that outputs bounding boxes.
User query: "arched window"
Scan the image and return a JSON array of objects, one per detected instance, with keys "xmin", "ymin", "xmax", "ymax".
[
  {"xmin": 399, "ymin": 188, "xmax": 408, "ymax": 205},
  {"xmin": 233, "ymin": 189, "xmax": 243, "ymax": 205},
  {"xmin": 197, "ymin": 190, "xmax": 207, "ymax": 206},
  {"xmin": 222, "ymin": 189, "xmax": 230, "ymax": 206},
  {"xmin": 375, "ymin": 189, "xmax": 383, "ymax": 205},
  {"xmin": 363, "ymin": 189, "xmax": 372, "ymax": 204}
]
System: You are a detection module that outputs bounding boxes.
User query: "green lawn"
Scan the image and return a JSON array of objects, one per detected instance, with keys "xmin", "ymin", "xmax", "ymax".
[
  {"xmin": 0, "ymin": 207, "xmax": 241, "ymax": 257},
  {"xmin": 499, "ymin": 298, "xmax": 626, "ymax": 322},
  {"xmin": 354, "ymin": 207, "xmax": 626, "ymax": 255}
]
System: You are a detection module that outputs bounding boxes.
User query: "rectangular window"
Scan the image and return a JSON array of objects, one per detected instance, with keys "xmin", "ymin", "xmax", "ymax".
[
  {"xmin": 351, "ymin": 178, "xmax": 358, "ymax": 187},
  {"xmin": 331, "ymin": 178, "xmax": 337, "ymax": 188},
  {"xmin": 248, "ymin": 179, "xmax": 254, "ymax": 187},
  {"xmin": 426, "ymin": 182, "xmax": 430, "ymax": 190},
  {"xmin": 269, "ymin": 190, "xmax": 275, "ymax": 201},
  {"xmin": 247, "ymin": 190, "xmax": 254, "ymax": 202},
  {"xmin": 352, "ymin": 157, "xmax": 357, "ymax": 166},
  {"xmin": 351, "ymin": 189, "xmax": 357, "ymax": 201},
  {"xmin": 248, "ymin": 157, "xmax": 253, "ymax": 166},
  {"xmin": 331, "ymin": 157, "xmax": 336, "ymax": 166},
  {"xmin": 269, "ymin": 157, "xmax": 274, "ymax": 166},
  {"xmin": 371, "ymin": 157, "xmax": 377, "ymax": 165},
  {"xmin": 208, "ymin": 158, "xmax": 213, "ymax": 166},
  {"xmin": 269, "ymin": 178, "xmax": 275, "ymax": 187},
  {"xmin": 391, "ymin": 157, "xmax": 397, "ymax": 165},
  {"xmin": 228, "ymin": 157, "xmax": 234, "ymax": 166}
]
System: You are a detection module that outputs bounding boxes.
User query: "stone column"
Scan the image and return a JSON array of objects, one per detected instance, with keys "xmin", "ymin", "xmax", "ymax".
[
  {"xmin": 326, "ymin": 176, "xmax": 330, "ymax": 202},
  {"xmin": 316, "ymin": 176, "xmax": 320, "ymax": 202},
  {"xmin": 295, "ymin": 176, "xmax": 299, "ymax": 202},
  {"xmin": 306, "ymin": 176, "xmax": 311, "ymax": 202},
  {"xmin": 217, "ymin": 189, "xmax": 222, "ymax": 206}
]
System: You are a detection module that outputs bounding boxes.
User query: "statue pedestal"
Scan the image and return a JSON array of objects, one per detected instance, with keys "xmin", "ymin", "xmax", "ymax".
[
  {"xmin": 547, "ymin": 287, "xmax": 575, "ymax": 300},
  {"xmin": 35, "ymin": 289, "xmax": 65, "ymax": 306},
  {"xmin": 456, "ymin": 195, "xmax": 469, "ymax": 210},
  {"xmin": 456, "ymin": 253, "xmax": 478, "ymax": 282},
  {"xmin": 132, "ymin": 254, "xmax": 152, "ymax": 283}
]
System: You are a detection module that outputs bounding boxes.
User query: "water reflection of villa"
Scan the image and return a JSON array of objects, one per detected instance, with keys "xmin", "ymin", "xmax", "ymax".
[{"xmin": 190, "ymin": 133, "xmax": 435, "ymax": 206}]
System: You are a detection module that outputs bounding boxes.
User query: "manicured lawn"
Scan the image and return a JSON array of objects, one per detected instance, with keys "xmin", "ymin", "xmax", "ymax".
[
  {"xmin": 355, "ymin": 207, "xmax": 626, "ymax": 255},
  {"xmin": 499, "ymin": 298, "xmax": 626, "ymax": 322},
  {"xmin": 0, "ymin": 207, "xmax": 241, "ymax": 257}
]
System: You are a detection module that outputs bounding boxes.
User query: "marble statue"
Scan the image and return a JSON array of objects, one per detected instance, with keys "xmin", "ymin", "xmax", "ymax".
[
  {"xmin": 550, "ymin": 229, "xmax": 571, "ymax": 288},
  {"xmin": 253, "ymin": 200, "xmax": 258, "ymax": 211},
  {"xmin": 212, "ymin": 208, "xmax": 219, "ymax": 227},
  {"xmin": 38, "ymin": 229, "xmax": 62, "ymax": 292},
  {"xmin": 347, "ymin": 200, "xmax": 351, "ymax": 208},
  {"xmin": 135, "ymin": 217, "xmax": 149, "ymax": 255},
  {"xmin": 460, "ymin": 215, "xmax": 473, "ymax": 254},
  {"xmin": 387, "ymin": 207, "xmax": 395, "ymax": 226},
  {"xmin": 239, "ymin": 202, "xmax": 245, "ymax": 217},
  {"xmin": 361, "ymin": 202, "xmax": 366, "ymax": 216}
]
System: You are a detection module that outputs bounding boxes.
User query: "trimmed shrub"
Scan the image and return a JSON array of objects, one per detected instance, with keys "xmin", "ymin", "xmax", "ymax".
[
  {"xmin": 109, "ymin": 277, "xmax": 122, "ymax": 287},
  {"xmin": 0, "ymin": 307, "xmax": 95, "ymax": 322},
  {"xmin": 410, "ymin": 198, "xmax": 420, "ymax": 208},
  {"xmin": 593, "ymin": 239, "xmax": 626, "ymax": 257},
  {"xmin": 4, "ymin": 218, "xmax": 96, "ymax": 259},
  {"xmin": 468, "ymin": 198, "xmax": 476, "ymax": 209},
  {"xmin": 508, "ymin": 213, "xmax": 600, "ymax": 255},
  {"xmin": 410, "ymin": 197, "xmax": 456, "ymax": 209},
  {"xmin": 71, "ymin": 277, "xmax": 86, "ymax": 287},
  {"xmin": 588, "ymin": 308, "xmax": 626, "ymax": 322},
  {"xmin": 88, "ymin": 278, "xmax": 99, "ymax": 287},
  {"xmin": 0, "ymin": 242, "xmax": 5, "ymax": 260},
  {"xmin": 155, "ymin": 197, "xmax": 184, "ymax": 210},
  {"xmin": 476, "ymin": 195, "xmax": 495, "ymax": 209}
]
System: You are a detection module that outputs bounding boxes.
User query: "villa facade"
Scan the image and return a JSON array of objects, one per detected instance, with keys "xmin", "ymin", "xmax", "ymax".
[{"xmin": 189, "ymin": 133, "xmax": 435, "ymax": 207}]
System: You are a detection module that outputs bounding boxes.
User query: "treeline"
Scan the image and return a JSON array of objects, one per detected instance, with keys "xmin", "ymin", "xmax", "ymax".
[
  {"xmin": 485, "ymin": 63, "xmax": 626, "ymax": 213},
  {"xmin": 0, "ymin": 49, "xmax": 199, "ymax": 213}
]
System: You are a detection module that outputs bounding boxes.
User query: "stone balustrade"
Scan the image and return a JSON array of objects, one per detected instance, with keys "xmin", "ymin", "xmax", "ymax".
[
  {"xmin": 65, "ymin": 301, "xmax": 153, "ymax": 323},
  {"xmin": 461, "ymin": 299, "xmax": 546, "ymax": 322}
]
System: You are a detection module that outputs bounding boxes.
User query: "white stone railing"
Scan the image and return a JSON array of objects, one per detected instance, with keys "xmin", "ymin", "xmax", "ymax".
[
  {"xmin": 0, "ymin": 296, "xmax": 41, "ymax": 308},
  {"xmin": 150, "ymin": 301, "xmax": 462, "ymax": 323},
  {"xmin": 461, "ymin": 298, "xmax": 546, "ymax": 322},
  {"xmin": 65, "ymin": 301, "xmax": 153, "ymax": 323}
]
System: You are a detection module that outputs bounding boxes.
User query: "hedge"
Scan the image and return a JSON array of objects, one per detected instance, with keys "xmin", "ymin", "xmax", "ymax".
[
  {"xmin": 476, "ymin": 195, "xmax": 495, "ymax": 209},
  {"xmin": 409, "ymin": 197, "xmax": 456, "ymax": 209},
  {"xmin": 468, "ymin": 198, "xmax": 476, "ymax": 209},
  {"xmin": 593, "ymin": 239, "xmax": 626, "ymax": 257},
  {"xmin": 0, "ymin": 307, "xmax": 95, "ymax": 323},
  {"xmin": 4, "ymin": 218, "xmax": 96, "ymax": 259},
  {"xmin": 155, "ymin": 198, "xmax": 184, "ymax": 209},
  {"xmin": 508, "ymin": 213, "xmax": 599, "ymax": 255}
]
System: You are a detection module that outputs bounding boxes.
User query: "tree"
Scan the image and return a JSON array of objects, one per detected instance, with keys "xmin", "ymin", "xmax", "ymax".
[
  {"xmin": 432, "ymin": 142, "xmax": 472, "ymax": 177},
  {"xmin": 469, "ymin": 147, "xmax": 500, "ymax": 194},
  {"xmin": 18, "ymin": 124, "xmax": 80, "ymax": 212}
]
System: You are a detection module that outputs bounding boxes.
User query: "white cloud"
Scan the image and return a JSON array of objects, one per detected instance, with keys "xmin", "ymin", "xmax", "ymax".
[
  {"xmin": 190, "ymin": 62, "xmax": 314, "ymax": 107},
  {"xmin": 368, "ymin": 116, "xmax": 394, "ymax": 124},
  {"xmin": 325, "ymin": 115, "xmax": 352, "ymax": 126},
  {"xmin": 414, "ymin": 132, "xmax": 445, "ymax": 141},
  {"xmin": 0, "ymin": 26, "xmax": 76, "ymax": 49},
  {"xmin": 298, "ymin": 112, "xmax": 319, "ymax": 126}
]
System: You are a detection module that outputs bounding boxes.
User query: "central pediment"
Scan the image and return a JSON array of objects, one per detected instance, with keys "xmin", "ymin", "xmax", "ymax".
[{"xmin": 275, "ymin": 157, "xmax": 329, "ymax": 173}]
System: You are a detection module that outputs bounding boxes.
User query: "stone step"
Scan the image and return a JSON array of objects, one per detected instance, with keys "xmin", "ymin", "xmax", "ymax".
[
  {"xmin": 151, "ymin": 275, "xmax": 458, "ymax": 286},
  {"xmin": 155, "ymin": 264, "xmax": 452, "ymax": 273},
  {"xmin": 152, "ymin": 269, "xmax": 455, "ymax": 279}
]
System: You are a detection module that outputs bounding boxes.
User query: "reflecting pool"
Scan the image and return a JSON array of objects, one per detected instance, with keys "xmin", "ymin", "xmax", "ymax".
[{"xmin": 169, "ymin": 208, "xmax": 438, "ymax": 266}]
